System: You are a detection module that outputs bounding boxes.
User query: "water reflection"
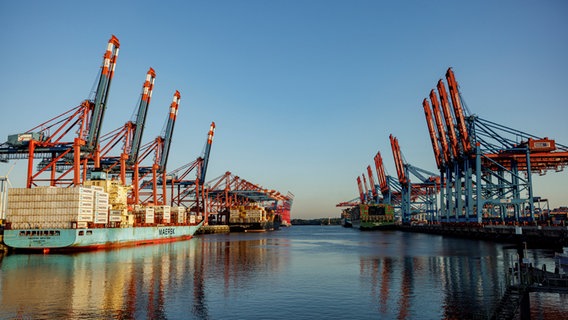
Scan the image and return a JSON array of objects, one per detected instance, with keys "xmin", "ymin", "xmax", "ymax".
[
  {"xmin": 1, "ymin": 241, "xmax": 199, "ymax": 319},
  {"xmin": 0, "ymin": 234, "xmax": 288, "ymax": 320},
  {"xmin": 358, "ymin": 234, "xmax": 507, "ymax": 319},
  {"xmin": 2, "ymin": 227, "xmax": 567, "ymax": 319}
]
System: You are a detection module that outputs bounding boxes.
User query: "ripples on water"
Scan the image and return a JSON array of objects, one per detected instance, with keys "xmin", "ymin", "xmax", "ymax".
[{"xmin": 1, "ymin": 226, "xmax": 567, "ymax": 319}]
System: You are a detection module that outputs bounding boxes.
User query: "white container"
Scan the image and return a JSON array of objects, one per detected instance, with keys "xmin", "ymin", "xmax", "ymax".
[
  {"xmin": 77, "ymin": 214, "xmax": 94, "ymax": 222},
  {"xmin": 94, "ymin": 216, "xmax": 108, "ymax": 224}
]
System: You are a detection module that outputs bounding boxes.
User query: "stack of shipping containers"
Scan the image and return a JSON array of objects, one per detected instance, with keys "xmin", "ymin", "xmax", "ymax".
[{"xmin": 6, "ymin": 187, "xmax": 107, "ymax": 229}]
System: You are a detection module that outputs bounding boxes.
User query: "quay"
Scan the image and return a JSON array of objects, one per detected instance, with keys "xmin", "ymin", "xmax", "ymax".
[{"xmin": 399, "ymin": 224, "xmax": 568, "ymax": 247}]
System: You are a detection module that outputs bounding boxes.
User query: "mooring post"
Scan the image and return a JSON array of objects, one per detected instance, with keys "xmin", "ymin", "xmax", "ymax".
[{"xmin": 519, "ymin": 290, "xmax": 531, "ymax": 320}]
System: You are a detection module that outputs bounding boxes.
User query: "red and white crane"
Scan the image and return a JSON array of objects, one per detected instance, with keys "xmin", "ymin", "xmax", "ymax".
[{"xmin": 0, "ymin": 35, "xmax": 120, "ymax": 187}]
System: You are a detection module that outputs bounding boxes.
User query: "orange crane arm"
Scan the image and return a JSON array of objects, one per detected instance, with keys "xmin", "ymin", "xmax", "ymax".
[
  {"xmin": 357, "ymin": 176, "xmax": 365, "ymax": 202},
  {"xmin": 430, "ymin": 90, "xmax": 451, "ymax": 164},
  {"xmin": 390, "ymin": 134, "xmax": 408, "ymax": 185},
  {"xmin": 374, "ymin": 151, "xmax": 389, "ymax": 194},
  {"xmin": 362, "ymin": 173, "xmax": 370, "ymax": 200},
  {"xmin": 367, "ymin": 165, "xmax": 378, "ymax": 199},
  {"xmin": 422, "ymin": 99, "xmax": 442, "ymax": 169},
  {"xmin": 437, "ymin": 80, "xmax": 460, "ymax": 159},
  {"xmin": 446, "ymin": 68, "xmax": 472, "ymax": 154}
]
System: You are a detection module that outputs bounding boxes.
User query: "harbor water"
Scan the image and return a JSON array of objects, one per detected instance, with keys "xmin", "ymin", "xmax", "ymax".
[{"xmin": 1, "ymin": 225, "xmax": 567, "ymax": 319}]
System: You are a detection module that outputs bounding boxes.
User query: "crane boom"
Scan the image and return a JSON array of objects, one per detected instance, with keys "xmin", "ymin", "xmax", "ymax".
[
  {"xmin": 430, "ymin": 90, "xmax": 451, "ymax": 165},
  {"xmin": 422, "ymin": 98, "xmax": 442, "ymax": 169},
  {"xmin": 367, "ymin": 165, "xmax": 378, "ymax": 199},
  {"xmin": 437, "ymin": 80, "xmax": 460, "ymax": 159},
  {"xmin": 159, "ymin": 90, "xmax": 180, "ymax": 172},
  {"xmin": 362, "ymin": 172, "xmax": 369, "ymax": 200},
  {"xmin": 128, "ymin": 68, "xmax": 156, "ymax": 165},
  {"xmin": 446, "ymin": 68, "xmax": 472, "ymax": 154},
  {"xmin": 86, "ymin": 35, "xmax": 120, "ymax": 152},
  {"xmin": 357, "ymin": 176, "xmax": 365, "ymax": 203},
  {"xmin": 374, "ymin": 151, "xmax": 389, "ymax": 194},
  {"xmin": 390, "ymin": 134, "xmax": 408, "ymax": 185},
  {"xmin": 199, "ymin": 122, "xmax": 215, "ymax": 183}
]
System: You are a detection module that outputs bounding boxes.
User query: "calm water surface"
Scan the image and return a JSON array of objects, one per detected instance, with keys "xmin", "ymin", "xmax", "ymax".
[{"xmin": 1, "ymin": 225, "xmax": 567, "ymax": 319}]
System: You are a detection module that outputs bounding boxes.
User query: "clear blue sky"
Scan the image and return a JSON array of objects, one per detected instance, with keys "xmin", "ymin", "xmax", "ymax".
[{"xmin": 1, "ymin": 1, "xmax": 567, "ymax": 218}]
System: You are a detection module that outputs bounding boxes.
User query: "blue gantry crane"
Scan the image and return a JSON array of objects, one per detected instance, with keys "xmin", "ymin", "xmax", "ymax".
[
  {"xmin": 389, "ymin": 134, "xmax": 440, "ymax": 224},
  {"xmin": 422, "ymin": 68, "xmax": 568, "ymax": 224}
]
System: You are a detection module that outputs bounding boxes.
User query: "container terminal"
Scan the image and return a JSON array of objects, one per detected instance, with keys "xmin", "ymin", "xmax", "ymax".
[
  {"xmin": 338, "ymin": 68, "xmax": 568, "ymax": 247},
  {"xmin": 0, "ymin": 35, "xmax": 292, "ymax": 252}
]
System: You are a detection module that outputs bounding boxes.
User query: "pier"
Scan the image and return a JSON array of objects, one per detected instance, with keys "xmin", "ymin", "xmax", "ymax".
[
  {"xmin": 491, "ymin": 260, "xmax": 568, "ymax": 319},
  {"xmin": 399, "ymin": 224, "xmax": 568, "ymax": 247}
]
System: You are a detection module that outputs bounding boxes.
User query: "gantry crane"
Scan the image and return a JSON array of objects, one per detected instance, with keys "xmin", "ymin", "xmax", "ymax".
[
  {"xmin": 205, "ymin": 171, "xmax": 290, "ymax": 223},
  {"xmin": 366, "ymin": 165, "xmax": 377, "ymax": 202},
  {"xmin": 390, "ymin": 134, "xmax": 440, "ymax": 224},
  {"xmin": 0, "ymin": 35, "xmax": 120, "ymax": 187},
  {"xmin": 165, "ymin": 122, "xmax": 216, "ymax": 218},
  {"xmin": 137, "ymin": 91, "xmax": 181, "ymax": 205},
  {"xmin": 422, "ymin": 68, "xmax": 568, "ymax": 223},
  {"xmin": 96, "ymin": 67, "xmax": 156, "ymax": 184},
  {"xmin": 373, "ymin": 150, "xmax": 402, "ymax": 212}
]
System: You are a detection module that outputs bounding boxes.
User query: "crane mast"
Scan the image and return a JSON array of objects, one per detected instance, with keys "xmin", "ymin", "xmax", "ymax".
[
  {"xmin": 128, "ymin": 68, "xmax": 156, "ymax": 166},
  {"xmin": 159, "ymin": 91, "xmax": 180, "ymax": 172},
  {"xmin": 422, "ymin": 99, "xmax": 442, "ymax": 169},
  {"xmin": 446, "ymin": 68, "xmax": 472, "ymax": 155},
  {"xmin": 367, "ymin": 165, "xmax": 378, "ymax": 201},
  {"xmin": 199, "ymin": 122, "xmax": 215, "ymax": 183},
  {"xmin": 86, "ymin": 35, "xmax": 120, "ymax": 152},
  {"xmin": 390, "ymin": 135, "xmax": 407, "ymax": 186},
  {"xmin": 437, "ymin": 80, "xmax": 460, "ymax": 159},
  {"xmin": 374, "ymin": 151, "xmax": 389, "ymax": 195},
  {"xmin": 362, "ymin": 173, "xmax": 370, "ymax": 202},
  {"xmin": 135, "ymin": 90, "xmax": 181, "ymax": 205},
  {"xmin": 356, "ymin": 176, "xmax": 365, "ymax": 203},
  {"xmin": 430, "ymin": 90, "xmax": 451, "ymax": 166}
]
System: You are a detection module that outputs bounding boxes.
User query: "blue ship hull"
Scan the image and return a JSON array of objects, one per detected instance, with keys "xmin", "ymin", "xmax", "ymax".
[{"xmin": 3, "ymin": 222, "xmax": 203, "ymax": 252}]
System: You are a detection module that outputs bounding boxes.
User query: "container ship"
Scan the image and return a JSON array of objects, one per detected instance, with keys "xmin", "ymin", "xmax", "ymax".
[
  {"xmin": 2, "ymin": 172, "xmax": 203, "ymax": 252},
  {"xmin": 348, "ymin": 204, "xmax": 395, "ymax": 231},
  {"xmin": 227, "ymin": 204, "xmax": 281, "ymax": 232}
]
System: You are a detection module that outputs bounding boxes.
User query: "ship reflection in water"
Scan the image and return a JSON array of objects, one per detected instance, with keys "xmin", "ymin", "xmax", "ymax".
[
  {"xmin": 1, "ymin": 226, "xmax": 567, "ymax": 319},
  {"xmin": 0, "ymin": 234, "xmax": 288, "ymax": 320}
]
